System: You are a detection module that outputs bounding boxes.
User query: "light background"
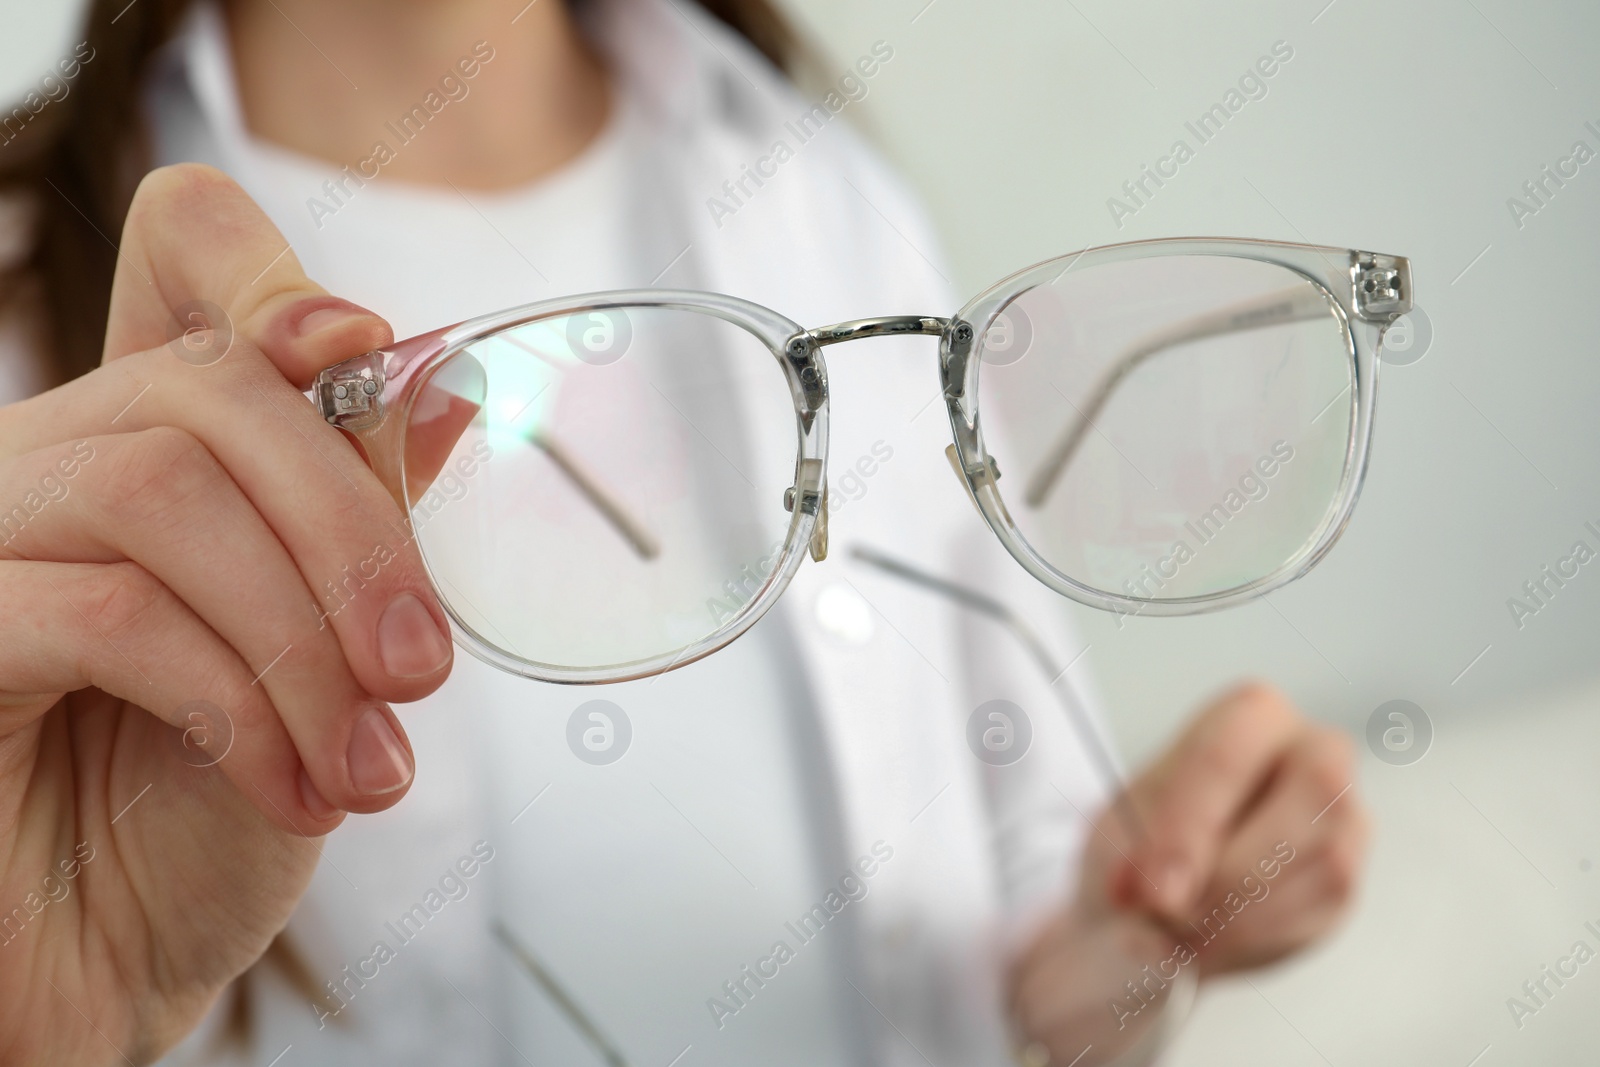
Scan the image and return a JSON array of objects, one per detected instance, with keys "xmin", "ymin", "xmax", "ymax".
[
  {"xmin": 3, "ymin": 0, "xmax": 1598, "ymax": 1063},
  {"xmin": 772, "ymin": 1, "xmax": 1600, "ymax": 1063}
]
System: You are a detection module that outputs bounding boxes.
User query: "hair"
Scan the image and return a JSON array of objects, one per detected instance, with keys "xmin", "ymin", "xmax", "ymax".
[
  {"xmin": 0, "ymin": 0, "xmax": 798, "ymax": 387},
  {"xmin": 0, "ymin": 0, "xmax": 798, "ymax": 1046}
]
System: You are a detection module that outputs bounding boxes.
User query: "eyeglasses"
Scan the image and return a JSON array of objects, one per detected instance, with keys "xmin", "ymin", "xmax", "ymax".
[{"xmin": 313, "ymin": 237, "xmax": 1410, "ymax": 684}]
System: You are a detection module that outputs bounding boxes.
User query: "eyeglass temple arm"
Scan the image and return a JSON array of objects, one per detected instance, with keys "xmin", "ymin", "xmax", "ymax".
[
  {"xmin": 848, "ymin": 544, "xmax": 1143, "ymax": 847},
  {"xmin": 498, "ymin": 333, "xmax": 661, "ymax": 561},
  {"xmin": 1020, "ymin": 285, "xmax": 1335, "ymax": 509},
  {"xmin": 492, "ymin": 921, "xmax": 631, "ymax": 1067},
  {"xmin": 525, "ymin": 430, "xmax": 660, "ymax": 560}
]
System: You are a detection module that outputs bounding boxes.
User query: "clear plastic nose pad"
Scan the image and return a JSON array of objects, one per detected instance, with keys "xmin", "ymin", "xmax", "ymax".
[
  {"xmin": 810, "ymin": 487, "xmax": 829, "ymax": 561},
  {"xmin": 946, "ymin": 445, "xmax": 1015, "ymax": 533},
  {"xmin": 785, "ymin": 457, "xmax": 829, "ymax": 562},
  {"xmin": 944, "ymin": 444, "xmax": 986, "ymax": 519}
]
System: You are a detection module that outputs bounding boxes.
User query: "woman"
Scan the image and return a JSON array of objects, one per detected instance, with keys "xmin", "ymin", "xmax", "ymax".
[{"xmin": 0, "ymin": 0, "xmax": 1369, "ymax": 1063}]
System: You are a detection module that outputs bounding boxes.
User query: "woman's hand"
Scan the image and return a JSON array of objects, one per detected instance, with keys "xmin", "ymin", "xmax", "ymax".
[
  {"xmin": 1010, "ymin": 684, "xmax": 1370, "ymax": 1065},
  {"xmin": 0, "ymin": 164, "xmax": 454, "ymax": 1065}
]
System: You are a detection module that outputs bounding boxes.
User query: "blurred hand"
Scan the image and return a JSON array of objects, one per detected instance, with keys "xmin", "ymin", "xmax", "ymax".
[
  {"xmin": 0, "ymin": 164, "xmax": 453, "ymax": 1064},
  {"xmin": 1010, "ymin": 683, "xmax": 1370, "ymax": 1064}
]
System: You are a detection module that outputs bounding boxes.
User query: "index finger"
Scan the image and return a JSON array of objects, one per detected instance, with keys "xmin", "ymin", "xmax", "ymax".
[
  {"xmin": 0, "ymin": 342, "xmax": 455, "ymax": 705},
  {"xmin": 75, "ymin": 162, "xmax": 456, "ymax": 701},
  {"xmin": 1126, "ymin": 683, "xmax": 1303, "ymax": 918}
]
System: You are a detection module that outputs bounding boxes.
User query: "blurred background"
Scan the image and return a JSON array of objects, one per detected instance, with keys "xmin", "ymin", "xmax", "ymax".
[
  {"xmin": 768, "ymin": 0, "xmax": 1600, "ymax": 1063},
  {"xmin": 4, "ymin": 0, "xmax": 1598, "ymax": 1062}
]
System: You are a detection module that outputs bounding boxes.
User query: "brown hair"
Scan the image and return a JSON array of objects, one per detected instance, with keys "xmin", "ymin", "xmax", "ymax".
[
  {"xmin": 0, "ymin": 0, "xmax": 798, "ymax": 388},
  {"xmin": 0, "ymin": 0, "xmax": 798, "ymax": 1046}
]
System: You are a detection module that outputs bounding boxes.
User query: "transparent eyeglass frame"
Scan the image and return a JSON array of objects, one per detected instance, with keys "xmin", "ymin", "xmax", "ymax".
[{"xmin": 314, "ymin": 236, "xmax": 1411, "ymax": 684}]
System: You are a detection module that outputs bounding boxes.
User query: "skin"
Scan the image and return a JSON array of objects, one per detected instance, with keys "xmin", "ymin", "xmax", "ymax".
[
  {"xmin": 1011, "ymin": 684, "xmax": 1370, "ymax": 1062},
  {"xmin": 0, "ymin": 164, "xmax": 450, "ymax": 1064},
  {"xmin": 226, "ymin": 0, "xmax": 610, "ymax": 190},
  {"xmin": 0, "ymin": 1, "xmax": 1367, "ymax": 1061}
]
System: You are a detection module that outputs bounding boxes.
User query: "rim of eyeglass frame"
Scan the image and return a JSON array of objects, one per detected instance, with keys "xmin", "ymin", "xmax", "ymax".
[
  {"xmin": 947, "ymin": 235, "xmax": 1407, "ymax": 620},
  {"xmin": 312, "ymin": 236, "xmax": 1410, "ymax": 684},
  {"xmin": 316, "ymin": 289, "xmax": 826, "ymax": 684}
]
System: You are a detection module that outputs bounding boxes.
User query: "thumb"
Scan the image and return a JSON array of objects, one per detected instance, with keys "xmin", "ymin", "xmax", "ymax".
[{"xmin": 103, "ymin": 163, "xmax": 392, "ymax": 386}]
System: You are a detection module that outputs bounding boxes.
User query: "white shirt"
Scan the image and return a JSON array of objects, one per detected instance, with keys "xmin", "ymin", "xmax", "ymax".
[{"xmin": 126, "ymin": 3, "xmax": 1118, "ymax": 1064}]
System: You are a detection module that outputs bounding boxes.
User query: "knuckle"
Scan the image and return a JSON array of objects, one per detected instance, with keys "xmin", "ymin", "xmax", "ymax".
[
  {"xmin": 324, "ymin": 484, "xmax": 380, "ymax": 534},
  {"xmin": 212, "ymin": 676, "xmax": 278, "ymax": 741},
  {"xmin": 250, "ymin": 636, "xmax": 329, "ymax": 690},
  {"xmin": 206, "ymin": 338, "xmax": 279, "ymax": 393},
  {"xmin": 79, "ymin": 561, "xmax": 170, "ymax": 644},
  {"xmin": 1190, "ymin": 734, "xmax": 1248, "ymax": 788},
  {"xmin": 214, "ymin": 334, "xmax": 273, "ymax": 373},
  {"xmin": 1344, "ymin": 795, "xmax": 1374, "ymax": 847},
  {"xmin": 1221, "ymin": 680, "xmax": 1296, "ymax": 731},
  {"xmin": 1188, "ymin": 682, "xmax": 1295, "ymax": 770},
  {"xmin": 207, "ymin": 339, "xmax": 315, "ymax": 418},
  {"xmin": 204, "ymin": 340, "xmax": 331, "ymax": 432},
  {"xmin": 1319, "ymin": 833, "xmax": 1366, "ymax": 901},
  {"xmin": 1352, "ymin": 799, "xmax": 1375, "ymax": 851},
  {"xmin": 99, "ymin": 427, "xmax": 223, "ymax": 528},
  {"xmin": 127, "ymin": 163, "xmax": 239, "ymax": 231},
  {"xmin": 1302, "ymin": 730, "xmax": 1357, "ymax": 796},
  {"xmin": 319, "ymin": 501, "xmax": 416, "ymax": 590}
]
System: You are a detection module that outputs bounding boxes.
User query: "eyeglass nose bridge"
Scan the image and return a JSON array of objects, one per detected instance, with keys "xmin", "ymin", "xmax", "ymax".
[
  {"xmin": 798, "ymin": 315, "xmax": 949, "ymax": 347},
  {"xmin": 781, "ymin": 316, "xmax": 952, "ymax": 564}
]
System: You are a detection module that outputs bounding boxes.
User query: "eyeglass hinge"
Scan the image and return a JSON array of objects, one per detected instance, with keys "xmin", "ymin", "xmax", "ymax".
[
  {"xmin": 313, "ymin": 351, "xmax": 387, "ymax": 429},
  {"xmin": 1352, "ymin": 252, "xmax": 1411, "ymax": 320}
]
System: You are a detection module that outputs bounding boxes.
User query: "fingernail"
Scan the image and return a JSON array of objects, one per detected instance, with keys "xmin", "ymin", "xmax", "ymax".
[
  {"xmin": 298, "ymin": 767, "xmax": 340, "ymax": 820},
  {"xmin": 287, "ymin": 297, "xmax": 380, "ymax": 340},
  {"xmin": 378, "ymin": 591, "xmax": 451, "ymax": 678},
  {"xmin": 347, "ymin": 705, "xmax": 414, "ymax": 797}
]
